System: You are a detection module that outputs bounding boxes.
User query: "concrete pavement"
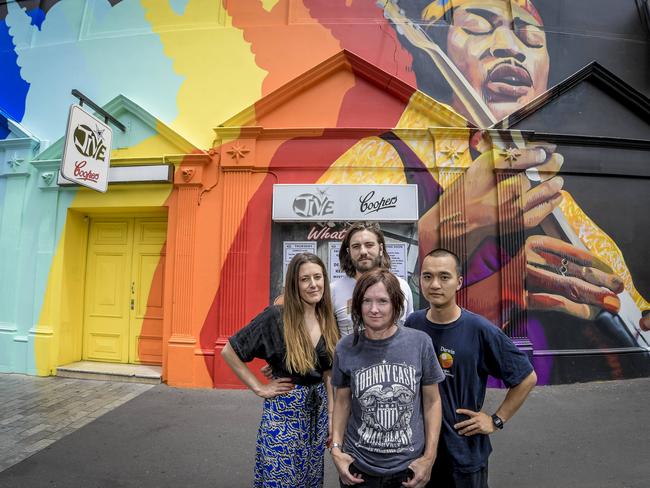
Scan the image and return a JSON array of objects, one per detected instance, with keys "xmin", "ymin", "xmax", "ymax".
[
  {"xmin": 0, "ymin": 374, "xmax": 153, "ymax": 472},
  {"xmin": 0, "ymin": 374, "xmax": 648, "ymax": 487}
]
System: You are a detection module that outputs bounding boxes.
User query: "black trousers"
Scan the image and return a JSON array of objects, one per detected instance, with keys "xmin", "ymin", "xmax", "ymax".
[
  {"xmin": 426, "ymin": 459, "xmax": 488, "ymax": 488},
  {"xmin": 340, "ymin": 463, "xmax": 413, "ymax": 488}
]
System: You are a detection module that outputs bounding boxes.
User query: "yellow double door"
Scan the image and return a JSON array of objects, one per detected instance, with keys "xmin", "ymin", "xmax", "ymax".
[{"xmin": 83, "ymin": 217, "xmax": 166, "ymax": 364}]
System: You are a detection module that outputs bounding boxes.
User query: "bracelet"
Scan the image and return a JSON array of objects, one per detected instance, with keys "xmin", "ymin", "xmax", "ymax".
[{"xmin": 329, "ymin": 442, "xmax": 343, "ymax": 453}]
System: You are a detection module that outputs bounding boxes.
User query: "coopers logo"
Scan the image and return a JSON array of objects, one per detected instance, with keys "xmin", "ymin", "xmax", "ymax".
[
  {"xmin": 73, "ymin": 160, "xmax": 100, "ymax": 182},
  {"xmin": 359, "ymin": 191, "xmax": 398, "ymax": 215},
  {"xmin": 292, "ymin": 190, "xmax": 334, "ymax": 218}
]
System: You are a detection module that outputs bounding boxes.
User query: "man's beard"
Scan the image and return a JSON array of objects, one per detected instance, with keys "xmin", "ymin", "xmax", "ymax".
[{"xmin": 353, "ymin": 255, "xmax": 383, "ymax": 273}]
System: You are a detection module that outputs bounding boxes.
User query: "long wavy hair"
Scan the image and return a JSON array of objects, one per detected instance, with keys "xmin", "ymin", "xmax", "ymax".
[
  {"xmin": 339, "ymin": 222, "xmax": 392, "ymax": 278},
  {"xmin": 283, "ymin": 253, "xmax": 339, "ymax": 375},
  {"xmin": 350, "ymin": 269, "xmax": 405, "ymax": 346}
]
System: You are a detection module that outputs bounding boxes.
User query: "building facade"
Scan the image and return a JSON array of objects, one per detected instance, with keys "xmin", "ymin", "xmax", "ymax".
[{"xmin": 1, "ymin": 0, "xmax": 649, "ymax": 388}]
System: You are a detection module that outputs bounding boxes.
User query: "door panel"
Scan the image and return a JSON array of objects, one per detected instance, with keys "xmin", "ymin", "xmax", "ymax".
[
  {"xmin": 83, "ymin": 220, "xmax": 132, "ymax": 362},
  {"xmin": 130, "ymin": 219, "xmax": 166, "ymax": 364}
]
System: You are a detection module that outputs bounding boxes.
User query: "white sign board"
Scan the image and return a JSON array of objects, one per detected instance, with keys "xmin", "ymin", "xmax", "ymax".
[
  {"xmin": 60, "ymin": 104, "xmax": 112, "ymax": 193},
  {"xmin": 327, "ymin": 242, "xmax": 407, "ymax": 280},
  {"xmin": 282, "ymin": 241, "xmax": 317, "ymax": 282},
  {"xmin": 57, "ymin": 164, "xmax": 173, "ymax": 187},
  {"xmin": 273, "ymin": 184, "xmax": 419, "ymax": 222}
]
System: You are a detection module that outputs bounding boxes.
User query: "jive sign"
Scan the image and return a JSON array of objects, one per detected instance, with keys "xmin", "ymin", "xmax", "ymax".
[{"xmin": 60, "ymin": 104, "xmax": 112, "ymax": 193}]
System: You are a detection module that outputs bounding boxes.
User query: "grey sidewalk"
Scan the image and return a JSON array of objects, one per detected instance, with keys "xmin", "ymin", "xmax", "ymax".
[
  {"xmin": 0, "ymin": 374, "xmax": 153, "ymax": 472},
  {"xmin": 1, "ymin": 374, "xmax": 649, "ymax": 487}
]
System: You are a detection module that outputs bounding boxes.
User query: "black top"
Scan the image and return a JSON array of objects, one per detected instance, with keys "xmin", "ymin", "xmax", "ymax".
[{"xmin": 229, "ymin": 305, "xmax": 332, "ymax": 386}]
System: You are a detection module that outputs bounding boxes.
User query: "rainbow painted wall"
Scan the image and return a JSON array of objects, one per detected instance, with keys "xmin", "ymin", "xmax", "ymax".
[{"xmin": 1, "ymin": 0, "xmax": 649, "ymax": 387}]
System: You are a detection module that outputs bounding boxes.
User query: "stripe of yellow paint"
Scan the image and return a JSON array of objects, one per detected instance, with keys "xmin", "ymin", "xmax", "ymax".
[
  {"xmin": 140, "ymin": 0, "xmax": 267, "ymax": 149},
  {"xmin": 318, "ymin": 136, "xmax": 407, "ymax": 185},
  {"xmin": 111, "ymin": 133, "xmax": 192, "ymax": 163},
  {"xmin": 261, "ymin": 0, "xmax": 280, "ymax": 12}
]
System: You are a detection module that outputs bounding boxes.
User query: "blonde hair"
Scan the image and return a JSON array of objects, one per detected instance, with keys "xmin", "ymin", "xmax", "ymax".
[{"xmin": 283, "ymin": 253, "xmax": 339, "ymax": 375}]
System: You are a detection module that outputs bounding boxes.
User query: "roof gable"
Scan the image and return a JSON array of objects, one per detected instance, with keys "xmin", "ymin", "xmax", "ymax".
[
  {"xmin": 0, "ymin": 108, "xmax": 39, "ymax": 142},
  {"xmin": 219, "ymin": 49, "xmax": 469, "ymax": 130},
  {"xmin": 35, "ymin": 94, "xmax": 202, "ymax": 161},
  {"xmin": 494, "ymin": 62, "xmax": 650, "ymax": 139}
]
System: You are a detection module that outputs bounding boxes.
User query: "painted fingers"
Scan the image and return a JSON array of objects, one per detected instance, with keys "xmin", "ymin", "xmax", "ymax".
[
  {"xmin": 526, "ymin": 235, "xmax": 624, "ymax": 320},
  {"xmin": 496, "ymin": 145, "xmax": 565, "ymax": 228}
]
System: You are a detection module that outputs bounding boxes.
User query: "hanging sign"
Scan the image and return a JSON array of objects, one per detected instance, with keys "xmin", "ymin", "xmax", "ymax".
[{"xmin": 60, "ymin": 104, "xmax": 112, "ymax": 193}]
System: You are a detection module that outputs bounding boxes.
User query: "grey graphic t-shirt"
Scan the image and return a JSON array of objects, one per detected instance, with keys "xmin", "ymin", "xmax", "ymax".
[{"xmin": 332, "ymin": 327, "xmax": 444, "ymax": 476}]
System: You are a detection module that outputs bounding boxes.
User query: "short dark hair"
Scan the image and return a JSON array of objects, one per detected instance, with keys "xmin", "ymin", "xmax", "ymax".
[
  {"xmin": 423, "ymin": 248, "xmax": 462, "ymax": 277},
  {"xmin": 339, "ymin": 222, "xmax": 391, "ymax": 278},
  {"xmin": 350, "ymin": 269, "xmax": 405, "ymax": 345}
]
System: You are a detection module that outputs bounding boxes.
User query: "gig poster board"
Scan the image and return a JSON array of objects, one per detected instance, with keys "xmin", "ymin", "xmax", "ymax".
[
  {"xmin": 328, "ymin": 242, "xmax": 346, "ymax": 281},
  {"xmin": 282, "ymin": 241, "xmax": 317, "ymax": 282},
  {"xmin": 385, "ymin": 243, "xmax": 407, "ymax": 280}
]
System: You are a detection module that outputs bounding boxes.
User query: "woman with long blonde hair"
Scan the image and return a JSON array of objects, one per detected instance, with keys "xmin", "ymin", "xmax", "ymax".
[{"xmin": 221, "ymin": 252, "xmax": 339, "ymax": 487}]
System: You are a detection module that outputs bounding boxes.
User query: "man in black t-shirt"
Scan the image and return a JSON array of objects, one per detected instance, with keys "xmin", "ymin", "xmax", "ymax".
[{"xmin": 405, "ymin": 249, "xmax": 537, "ymax": 488}]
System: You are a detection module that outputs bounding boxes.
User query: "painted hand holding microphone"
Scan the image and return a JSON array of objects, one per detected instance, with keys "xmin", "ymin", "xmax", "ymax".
[{"xmin": 383, "ymin": 0, "xmax": 650, "ymax": 346}]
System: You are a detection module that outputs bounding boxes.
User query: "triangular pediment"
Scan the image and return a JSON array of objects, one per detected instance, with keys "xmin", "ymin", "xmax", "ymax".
[
  {"xmin": 494, "ymin": 62, "xmax": 650, "ymax": 140},
  {"xmin": 35, "ymin": 94, "xmax": 203, "ymax": 162},
  {"xmin": 0, "ymin": 108, "xmax": 39, "ymax": 142},
  {"xmin": 218, "ymin": 49, "xmax": 470, "ymax": 131}
]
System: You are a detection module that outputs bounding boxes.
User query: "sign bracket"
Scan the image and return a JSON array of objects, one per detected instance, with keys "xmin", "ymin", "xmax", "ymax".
[{"xmin": 71, "ymin": 89, "xmax": 126, "ymax": 132}]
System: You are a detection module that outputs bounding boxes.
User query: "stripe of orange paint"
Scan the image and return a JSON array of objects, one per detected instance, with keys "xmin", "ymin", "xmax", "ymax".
[{"xmin": 226, "ymin": 0, "xmax": 343, "ymax": 96}]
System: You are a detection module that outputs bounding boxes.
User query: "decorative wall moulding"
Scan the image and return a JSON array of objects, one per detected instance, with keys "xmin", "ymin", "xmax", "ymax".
[
  {"xmin": 226, "ymin": 143, "xmax": 250, "ymax": 164},
  {"xmin": 181, "ymin": 167, "xmax": 195, "ymax": 182},
  {"xmin": 1, "ymin": 157, "xmax": 30, "ymax": 177},
  {"xmin": 39, "ymin": 172, "xmax": 56, "ymax": 188}
]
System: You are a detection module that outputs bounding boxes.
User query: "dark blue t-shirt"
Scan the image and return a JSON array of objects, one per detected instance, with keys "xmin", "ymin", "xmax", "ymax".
[{"xmin": 405, "ymin": 308, "xmax": 533, "ymax": 473}]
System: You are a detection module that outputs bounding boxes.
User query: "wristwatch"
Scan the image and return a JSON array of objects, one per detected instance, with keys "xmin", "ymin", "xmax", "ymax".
[
  {"xmin": 329, "ymin": 442, "xmax": 343, "ymax": 453},
  {"xmin": 491, "ymin": 413, "xmax": 504, "ymax": 430}
]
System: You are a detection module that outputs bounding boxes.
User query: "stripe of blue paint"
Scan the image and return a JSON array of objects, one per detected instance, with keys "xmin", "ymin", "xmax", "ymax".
[
  {"xmin": 0, "ymin": 113, "xmax": 9, "ymax": 140},
  {"xmin": 26, "ymin": 8, "xmax": 46, "ymax": 30},
  {"xmin": 11, "ymin": 0, "xmax": 182, "ymax": 145},
  {"xmin": 0, "ymin": 22, "xmax": 30, "ymax": 133}
]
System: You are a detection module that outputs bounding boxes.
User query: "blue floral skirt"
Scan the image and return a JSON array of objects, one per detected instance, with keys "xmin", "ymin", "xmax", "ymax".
[{"xmin": 254, "ymin": 382, "xmax": 328, "ymax": 488}]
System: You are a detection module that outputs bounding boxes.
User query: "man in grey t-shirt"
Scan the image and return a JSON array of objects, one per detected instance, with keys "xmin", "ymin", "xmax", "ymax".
[{"xmin": 331, "ymin": 222, "xmax": 414, "ymax": 336}]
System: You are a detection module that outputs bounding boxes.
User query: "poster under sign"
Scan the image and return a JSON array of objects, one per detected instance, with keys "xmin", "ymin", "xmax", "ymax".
[
  {"xmin": 60, "ymin": 104, "xmax": 112, "ymax": 193},
  {"xmin": 385, "ymin": 243, "xmax": 407, "ymax": 279},
  {"xmin": 328, "ymin": 242, "xmax": 346, "ymax": 281},
  {"xmin": 282, "ymin": 241, "xmax": 317, "ymax": 282}
]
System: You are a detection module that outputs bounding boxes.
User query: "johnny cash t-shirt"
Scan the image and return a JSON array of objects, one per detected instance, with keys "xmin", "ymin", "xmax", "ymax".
[{"xmin": 332, "ymin": 327, "xmax": 444, "ymax": 476}]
